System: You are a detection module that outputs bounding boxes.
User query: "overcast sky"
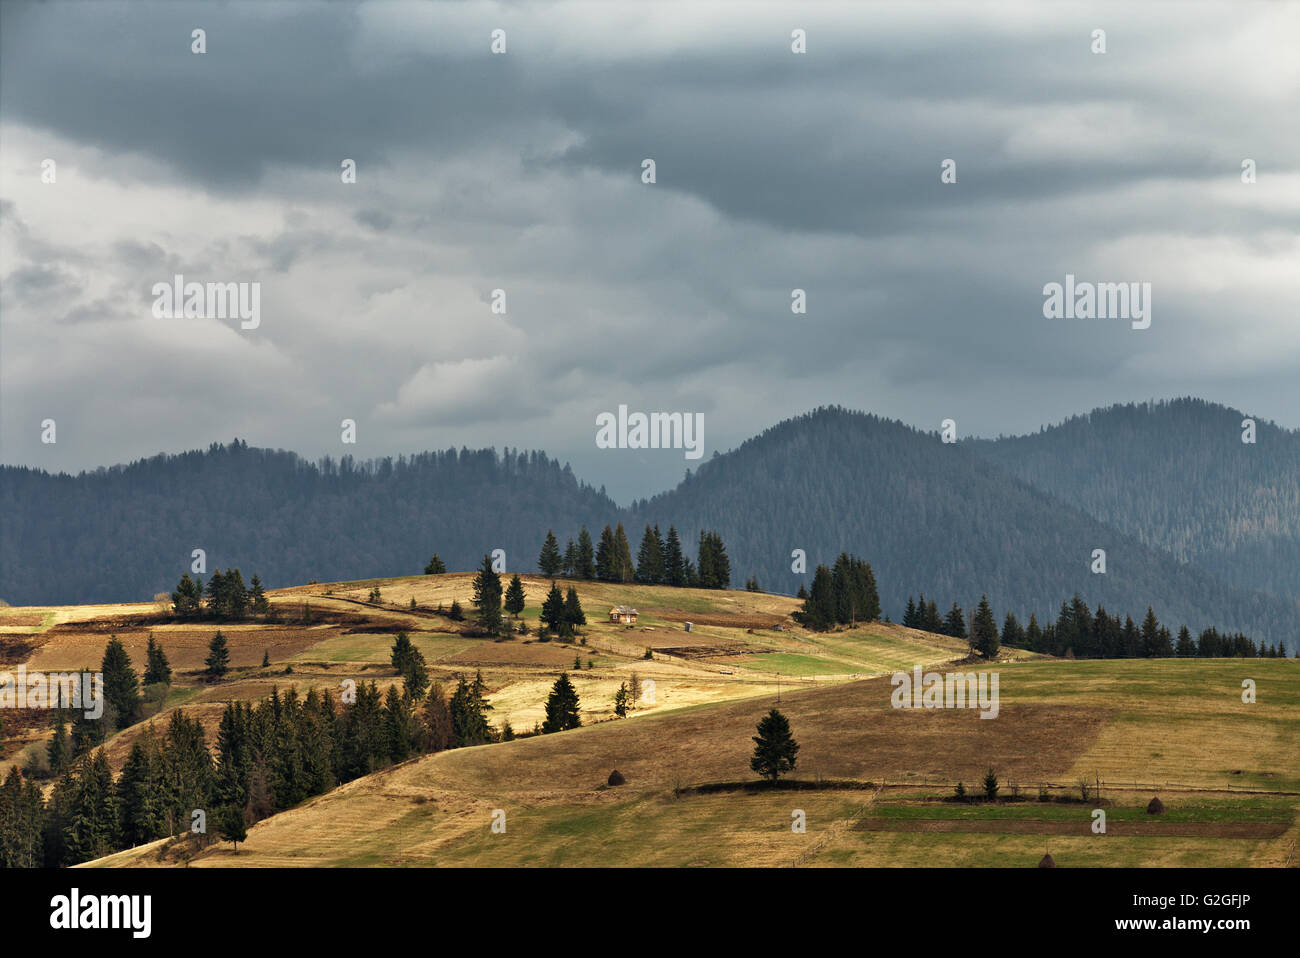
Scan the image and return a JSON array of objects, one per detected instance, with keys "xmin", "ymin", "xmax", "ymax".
[{"xmin": 2, "ymin": 1, "xmax": 1298, "ymax": 503}]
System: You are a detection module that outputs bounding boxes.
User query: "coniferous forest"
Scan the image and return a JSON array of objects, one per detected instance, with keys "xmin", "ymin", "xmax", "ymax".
[{"xmin": 3, "ymin": 401, "xmax": 1299, "ymax": 652}]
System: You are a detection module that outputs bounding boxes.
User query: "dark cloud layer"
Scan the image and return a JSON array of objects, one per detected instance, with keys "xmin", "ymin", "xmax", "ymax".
[{"xmin": 2, "ymin": 1, "xmax": 1297, "ymax": 501}]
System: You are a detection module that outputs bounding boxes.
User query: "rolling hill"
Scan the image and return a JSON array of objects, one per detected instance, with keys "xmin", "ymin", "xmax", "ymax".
[
  {"xmin": 971, "ymin": 398, "xmax": 1300, "ymax": 602},
  {"xmin": 4, "ymin": 401, "xmax": 1299, "ymax": 649}
]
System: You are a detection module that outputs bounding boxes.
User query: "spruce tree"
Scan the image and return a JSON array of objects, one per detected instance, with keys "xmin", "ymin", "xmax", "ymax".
[
  {"xmin": 662, "ymin": 526, "xmax": 686, "ymax": 586},
  {"xmin": 613, "ymin": 523, "xmax": 635, "ymax": 583},
  {"xmin": 448, "ymin": 672, "xmax": 494, "ymax": 746},
  {"xmin": 564, "ymin": 587, "xmax": 586, "ymax": 630},
  {"xmin": 795, "ymin": 565, "xmax": 836, "ymax": 631},
  {"xmin": 562, "ymin": 538, "xmax": 577, "ymax": 577},
  {"xmin": 576, "ymin": 527, "xmax": 596, "ymax": 580},
  {"xmin": 504, "ymin": 574, "xmax": 526, "ymax": 619},
  {"xmin": 390, "ymin": 632, "xmax": 429, "ymax": 699},
  {"xmin": 595, "ymin": 525, "xmax": 616, "ymax": 581},
  {"xmin": 540, "ymin": 581, "xmax": 566, "ymax": 635},
  {"xmin": 217, "ymin": 805, "xmax": 247, "ymax": 853},
  {"xmin": 205, "ymin": 630, "xmax": 231, "ymax": 678},
  {"xmin": 420, "ymin": 682, "xmax": 457, "ymax": 753},
  {"xmin": 47, "ymin": 715, "xmax": 68, "ymax": 774},
  {"xmin": 101, "ymin": 636, "xmax": 140, "ymax": 730},
  {"xmin": 423, "ymin": 554, "xmax": 447, "ymax": 575},
  {"xmin": 750, "ymin": 709, "xmax": 799, "ymax": 782},
  {"xmin": 538, "ymin": 530, "xmax": 563, "ymax": 576},
  {"xmin": 972, "ymin": 595, "xmax": 999, "ymax": 659},
  {"xmin": 943, "ymin": 603, "xmax": 967, "ymax": 639},
  {"xmin": 471, "ymin": 553, "xmax": 504, "ymax": 636},
  {"xmin": 171, "ymin": 573, "xmax": 203, "ymax": 618},
  {"xmin": 541, "ymin": 673, "xmax": 581, "ymax": 733},
  {"xmin": 635, "ymin": 524, "xmax": 665, "ymax": 583},
  {"xmin": 249, "ymin": 575, "xmax": 270, "ymax": 615},
  {"xmin": 143, "ymin": 634, "xmax": 172, "ymax": 686}
]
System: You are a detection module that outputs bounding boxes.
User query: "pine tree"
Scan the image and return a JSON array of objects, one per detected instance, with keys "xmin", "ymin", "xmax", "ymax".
[
  {"xmin": 903, "ymin": 597, "xmax": 917, "ymax": 628},
  {"xmin": 613, "ymin": 682, "xmax": 631, "ymax": 718},
  {"xmin": 972, "ymin": 595, "xmax": 1000, "ymax": 659},
  {"xmin": 564, "ymin": 587, "xmax": 586, "ymax": 630},
  {"xmin": 423, "ymin": 554, "xmax": 447, "ymax": 575},
  {"xmin": 117, "ymin": 729, "xmax": 166, "ymax": 847},
  {"xmin": 390, "ymin": 631, "xmax": 429, "ymax": 699},
  {"xmin": 419, "ymin": 682, "xmax": 457, "ymax": 753},
  {"xmin": 795, "ymin": 565, "xmax": 836, "ymax": 631},
  {"xmin": 943, "ymin": 603, "xmax": 967, "ymax": 639},
  {"xmin": 540, "ymin": 581, "xmax": 566, "ymax": 635},
  {"xmin": 224, "ymin": 569, "xmax": 248, "ymax": 620},
  {"xmin": 635, "ymin": 524, "xmax": 665, "ymax": 583},
  {"xmin": 1140, "ymin": 607, "xmax": 1162, "ymax": 658},
  {"xmin": 504, "ymin": 574, "xmax": 526, "ymax": 619},
  {"xmin": 612, "ymin": 523, "xmax": 635, "ymax": 583},
  {"xmin": 101, "ymin": 636, "xmax": 140, "ymax": 730},
  {"xmin": 750, "ymin": 709, "xmax": 799, "ymax": 782},
  {"xmin": 448, "ymin": 672, "xmax": 494, "ymax": 746},
  {"xmin": 662, "ymin": 526, "xmax": 686, "ymax": 586},
  {"xmin": 1000, "ymin": 611, "xmax": 1025, "ymax": 649},
  {"xmin": 143, "ymin": 634, "xmax": 172, "ymax": 686},
  {"xmin": 595, "ymin": 525, "xmax": 616, "ymax": 581},
  {"xmin": 217, "ymin": 805, "xmax": 247, "ymax": 853},
  {"xmin": 576, "ymin": 527, "xmax": 596, "ymax": 580},
  {"xmin": 1175, "ymin": 625, "xmax": 1196, "ymax": 657},
  {"xmin": 171, "ymin": 573, "xmax": 203, "ymax": 618},
  {"xmin": 47, "ymin": 715, "xmax": 68, "ymax": 774},
  {"xmin": 205, "ymin": 630, "xmax": 231, "ymax": 678},
  {"xmin": 471, "ymin": 553, "xmax": 504, "ymax": 636},
  {"xmin": 538, "ymin": 530, "xmax": 563, "ymax": 576},
  {"xmin": 249, "ymin": 574, "xmax": 270, "ymax": 615},
  {"xmin": 383, "ymin": 685, "xmax": 417, "ymax": 763},
  {"xmin": 562, "ymin": 537, "xmax": 577, "ymax": 577},
  {"xmin": 541, "ymin": 673, "xmax": 581, "ymax": 733}
]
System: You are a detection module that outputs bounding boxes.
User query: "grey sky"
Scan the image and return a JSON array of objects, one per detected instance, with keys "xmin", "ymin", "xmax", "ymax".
[{"xmin": 2, "ymin": 0, "xmax": 1298, "ymax": 502}]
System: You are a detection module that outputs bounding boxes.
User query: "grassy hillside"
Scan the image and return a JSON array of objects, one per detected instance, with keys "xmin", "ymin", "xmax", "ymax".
[
  {"xmin": 88, "ymin": 655, "xmax": 1300, "ymax": 868},
  {"xmin": 7, "ymin": 574, "xmax": 1286, "ymax": 870}
]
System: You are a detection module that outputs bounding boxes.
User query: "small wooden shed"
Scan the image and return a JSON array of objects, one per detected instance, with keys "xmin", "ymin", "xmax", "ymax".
[{"xmin": 609, "ymin": 605, "xmax": 639, "ymax": 625}]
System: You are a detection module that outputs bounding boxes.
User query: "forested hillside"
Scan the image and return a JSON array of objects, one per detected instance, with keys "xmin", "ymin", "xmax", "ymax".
[
  {"xmin": 4, "ymin": 404, "xmax": 1298, "ymax": 651},
  {"xmin": 631, "ymin": 407, "xmax": 1300, "ymax": 647},
  {"xmin": 0, "ymin": 443, "xmax": 621, "ymax": 605},
  {"xmin": 970, "ymin": 399, "xmax": 1300, "ymax": 601}
]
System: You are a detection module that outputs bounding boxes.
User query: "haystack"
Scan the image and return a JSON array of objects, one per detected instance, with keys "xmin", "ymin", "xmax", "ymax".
[
  {"xmin": 1146, "ymin": 796, "xmax": 1165, "ymax": 815},
  {"xmin": 1038, "ymin": 853, "xmax": 1056, "ymax": 868},
  {"xmin": 608, "ymin": 769, "xmax": 626, "ymax": 786}
]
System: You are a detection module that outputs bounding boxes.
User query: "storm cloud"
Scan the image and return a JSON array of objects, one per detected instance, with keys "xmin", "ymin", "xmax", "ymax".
[{"xmin": 2, "ymin": 1, "xmax": 1297, "ymax": 501}]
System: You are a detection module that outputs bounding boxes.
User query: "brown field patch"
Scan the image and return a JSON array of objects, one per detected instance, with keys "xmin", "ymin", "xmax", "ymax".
[
  {"xmin": 443, "ymin": 640, "xmax": 587, "ymax": 667},
  {"xmin": 654, "ymin": 644, "xmax": 764, "ymax": 659},
  {"xmin": 0, "ymin": 613, "xmax": 45, "ymax": 627},
  {"xmin": 652, "ymin": 611, "xmax": 788, "ymax": 630},
  {"xmin": 852, "ymin": 819, "xmax": 1289, "ymax": 838},
  {"xmin": 404, "ymin": 674, "xmax": 1112, "ymax": 800},
  {"xmin": 25, "ymin": 626, "xmax": 338, "ymax": 671},
  {"xmin": 0, "ymin": 634, "xmax": 41, "ymax": 667}
]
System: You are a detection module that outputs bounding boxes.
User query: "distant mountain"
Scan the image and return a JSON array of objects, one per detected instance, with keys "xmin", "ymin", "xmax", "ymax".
[
  {"xmin": 970, "ymin": 398, "xmax": 1300, "ymax": 602},
  {"xmin": 0, "ymin": 443, "xmax": 621, "ymax": 606},
  {"xmin": 631, "ymin": 406, "xmax": 1300, "ymax": 648},
  {"xmin": 3, "ymin": 404, "xmax": 1297, "ymax": 651}
]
